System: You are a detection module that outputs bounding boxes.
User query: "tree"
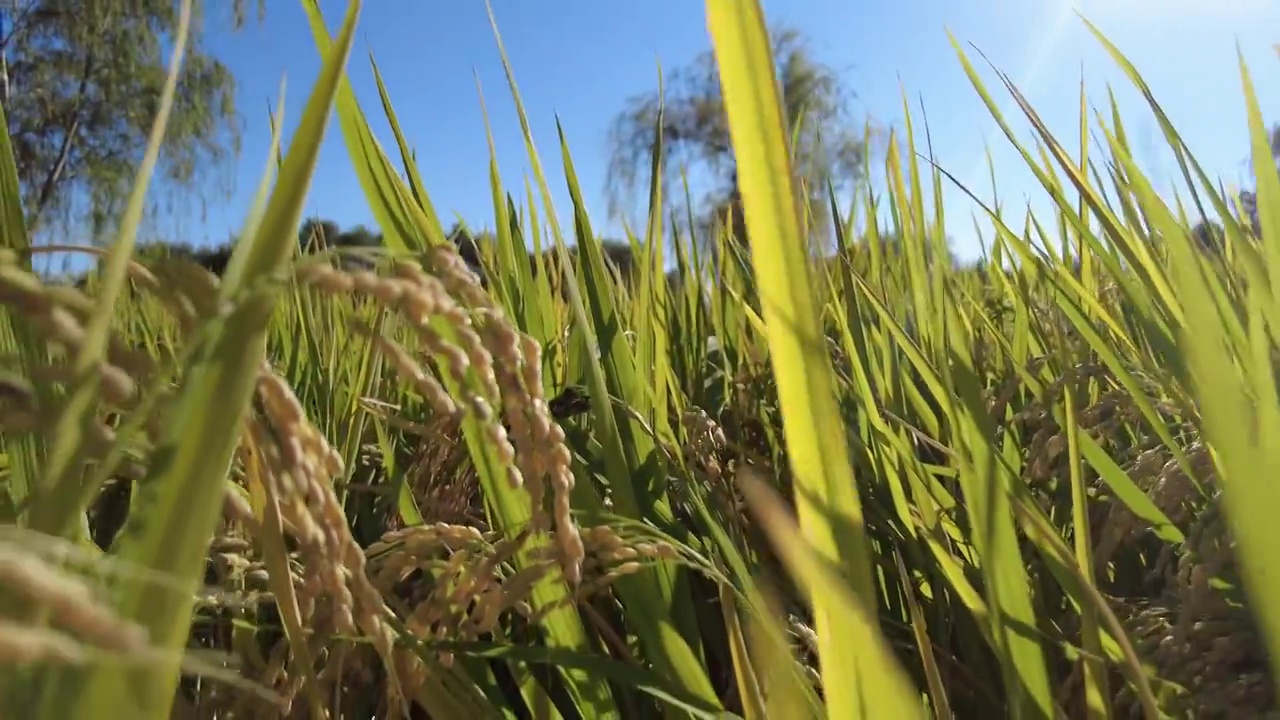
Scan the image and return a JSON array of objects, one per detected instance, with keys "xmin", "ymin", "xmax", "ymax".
[
  {"xmin": 605, "ymin": 25, "xmax": 867, "ymax": 253},
  {"xmin": 446, "ymin": 222, "xmax": 484, "ymax": 270},
  {"xmin": 0, "ymin": 0, "xmax": 264, "ymax": 238},
  {"xmin": 445, "ymin": 220, "xmax": 641, "ymax": 291},
  {"xmin": 1210, "ymin": 122, "xmax": 1279, "ymax": 246},
  {"xmin": 1191, "ymin": 219, "xmax": 1226, "ymax": 255},
  {"xmin": 298, "ymin": 216, "xmax": 384, "ymax": 269},
  {"xmin": 335, "ymin": 224, "xmax": 381, "ymax": 250},
  {"xmin": 298, "ymin": 217, "xmax": 343, "ymax": 252}
]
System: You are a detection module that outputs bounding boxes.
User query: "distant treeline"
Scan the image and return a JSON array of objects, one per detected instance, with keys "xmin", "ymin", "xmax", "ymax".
[
  {"xmin": 69, "ymin": 217, "xmax": 684, "ymax": 292},
  {"xmin": 66, "ymin": 214, "xmax": 1107, "ymax": 297}
]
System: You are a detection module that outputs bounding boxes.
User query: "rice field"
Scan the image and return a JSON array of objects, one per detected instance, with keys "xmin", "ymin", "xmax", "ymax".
[{"xmin": 0, "ymin": 1, "xmax": 1277, "ymax": 718}]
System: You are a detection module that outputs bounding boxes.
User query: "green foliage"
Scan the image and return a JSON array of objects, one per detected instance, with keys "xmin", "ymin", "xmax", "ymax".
[
  {"xmin": 605, "ymin": 23, "xmax": 866, "ymax": 253},
  {"xmin": 67, "ymin": 216, "xmax": 390, "ymax": 283},
  {"xmin": 0, "ymin": 2, "xmax": 1276, "ymax": 719},
  {"xmin": 0, "ymin": 0, "xmax": 265, "ymax": 237}
]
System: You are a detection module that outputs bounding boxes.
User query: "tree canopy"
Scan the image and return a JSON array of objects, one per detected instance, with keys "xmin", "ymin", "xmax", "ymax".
[
  {"xmin": 0, "ymin": 0, "xmax": 265, "ymax": 238},
  {"xmin": 604, "ymin": 25, "xmax": 868, "ymax": 252}
]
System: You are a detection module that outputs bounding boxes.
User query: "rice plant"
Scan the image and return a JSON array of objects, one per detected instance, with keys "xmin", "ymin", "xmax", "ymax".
[{"xmin": 0, "ymin": 0, "xmax": 1275, "ymax": 718}]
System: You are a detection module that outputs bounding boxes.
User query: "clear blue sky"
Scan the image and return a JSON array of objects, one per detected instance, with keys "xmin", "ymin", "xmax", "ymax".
[{"xmin": 160, "ymin": 0, "xmax": 1280, "ymax": 264}]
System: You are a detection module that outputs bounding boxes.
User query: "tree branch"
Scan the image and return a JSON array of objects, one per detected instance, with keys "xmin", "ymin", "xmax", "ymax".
[
  {"xmin": 0, "ymin": 0, "xmax": 42, "ymax": 56},
  {"xmin": 28, "ymin": 46, "xmax": 97, "ymax": 232}
]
